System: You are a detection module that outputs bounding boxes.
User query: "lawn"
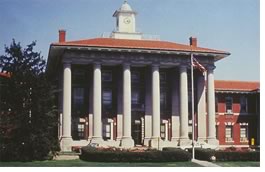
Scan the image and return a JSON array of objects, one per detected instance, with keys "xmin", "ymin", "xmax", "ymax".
[
  {"xmin": 0, "ymin": 159, "xmax": 201, "ymax": 167},
  {"xmin": 214, "ymin": 161, "xmax": 260, "ymax": 167}
]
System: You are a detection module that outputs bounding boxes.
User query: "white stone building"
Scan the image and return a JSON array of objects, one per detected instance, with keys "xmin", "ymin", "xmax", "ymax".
[{"xmin": 46, "ymin": 1, "xmax": 230, "ymax": 152}]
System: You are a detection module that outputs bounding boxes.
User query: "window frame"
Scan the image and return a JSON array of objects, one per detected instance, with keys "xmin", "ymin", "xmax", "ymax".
[
  {"xmin": 225, "ymin": 96, "xmax": 233, "ymax": 114},
  {"xmin": 102, "ymin": 70, "xmax": 112, "ymax": 82},
  {"xmin": 240, "ymin": 96, "xmax": 248, "ymax": 113},
  {"xmin": 225, "ymin": 126, "xmax": 233, "ymax": 142}
]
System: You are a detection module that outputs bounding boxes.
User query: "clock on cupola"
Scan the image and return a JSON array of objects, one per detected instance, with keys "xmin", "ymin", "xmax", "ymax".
[{"xmin": 111, "ymin": 1, "xmax": 142, "ymax": 40}]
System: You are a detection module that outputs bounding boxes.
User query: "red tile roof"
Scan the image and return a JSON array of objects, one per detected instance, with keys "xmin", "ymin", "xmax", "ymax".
[
  {"xmin": 215, "ymin": 80, "xmax": 260, "ymax": 91},
  {"xmin": 52, "ymin": 38, "xmax": 229, "ymax": 54}
]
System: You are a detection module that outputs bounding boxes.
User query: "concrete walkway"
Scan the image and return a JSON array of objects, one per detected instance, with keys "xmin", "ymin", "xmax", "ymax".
[{"xmin": 191, "ymin": 159, "xmax": 220, "ymax": 167}]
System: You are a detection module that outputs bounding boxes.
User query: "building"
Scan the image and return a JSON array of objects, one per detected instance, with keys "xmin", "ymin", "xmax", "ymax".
[
  {"xmin": 215, "ymin": 80, "xmax": 260, "ymax": 148},
  {"xmin": 47, "ymin": 1, "xmax": 232, "ymax": 152}
]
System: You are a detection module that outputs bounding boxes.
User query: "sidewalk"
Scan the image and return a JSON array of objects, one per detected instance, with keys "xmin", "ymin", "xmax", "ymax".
[{"xmin": 191, "ymin": 159, "xmax": 220, "ymax": 167}]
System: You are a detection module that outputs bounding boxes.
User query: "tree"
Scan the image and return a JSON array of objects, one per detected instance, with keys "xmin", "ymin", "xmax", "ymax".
[{"xmin": 0, "ymin": 39, "xmax": 59, "ymax": 161}]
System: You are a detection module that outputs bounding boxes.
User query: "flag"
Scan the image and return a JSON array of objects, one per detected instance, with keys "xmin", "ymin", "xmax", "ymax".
[{"xmin": 192, "ymin": 56, "xmax": 206, "ymax": 73}]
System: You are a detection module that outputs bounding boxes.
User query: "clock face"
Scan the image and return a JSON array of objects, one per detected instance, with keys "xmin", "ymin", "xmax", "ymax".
[{"xmin": 124, "ymin": 17, "xmax": 131, "ymax": 24}]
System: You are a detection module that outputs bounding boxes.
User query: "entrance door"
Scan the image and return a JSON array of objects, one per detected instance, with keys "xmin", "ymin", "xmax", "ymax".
[{"xmin": 132, "ymin": 119, "xmax": 142, "ymax": 145}]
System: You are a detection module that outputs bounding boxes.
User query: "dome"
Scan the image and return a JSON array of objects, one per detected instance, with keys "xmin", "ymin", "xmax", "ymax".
[{"xmin": 120, "ymin": 1, "xmax": 133, "ymax": 11}]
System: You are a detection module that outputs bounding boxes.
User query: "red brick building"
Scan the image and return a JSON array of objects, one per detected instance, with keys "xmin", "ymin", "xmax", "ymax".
[{"xmin": 214, "ymin": 80, "xmax": 260, "ymax": 148}]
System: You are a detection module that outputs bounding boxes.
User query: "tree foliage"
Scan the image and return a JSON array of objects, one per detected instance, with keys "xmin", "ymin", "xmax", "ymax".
[{"xmin": 0, "ymin": 39, "xmax": 59, "ymax": 161}]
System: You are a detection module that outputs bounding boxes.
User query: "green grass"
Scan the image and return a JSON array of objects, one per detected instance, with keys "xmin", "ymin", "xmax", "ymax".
[
  {"xmin": 214, "ymin": 161, "xmax": 260, "ymax": 167},
  {"xmin": 0, "ymin": 159, "xmax": 201, "ymax": 167}
]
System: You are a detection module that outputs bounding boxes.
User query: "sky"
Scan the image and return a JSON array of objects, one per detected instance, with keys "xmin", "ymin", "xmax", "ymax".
[{"xmin": 0, "ymin": 0, "xmax": 260, "ymax": 81}]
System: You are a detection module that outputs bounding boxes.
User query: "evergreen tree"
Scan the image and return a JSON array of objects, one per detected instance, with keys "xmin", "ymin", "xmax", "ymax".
[{"xmin": 0, "ymin": 39, "xmax": 59, "ymax": 161}]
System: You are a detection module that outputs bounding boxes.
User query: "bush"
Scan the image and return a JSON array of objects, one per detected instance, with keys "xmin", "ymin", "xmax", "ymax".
[
  {"xmin": 187, "ymin": 148, "xmax": 216, "ymax": 161},
  {"xmin": 80, "ymin": 146, "xmax": 191, "ymax": 162},
  {"xmin": 215, "ymin": 151, "xmax": 260, "ymax": 161}
]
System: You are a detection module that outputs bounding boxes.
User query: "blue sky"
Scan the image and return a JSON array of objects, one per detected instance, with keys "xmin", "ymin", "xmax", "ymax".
[{"xmin": 0, "ymin": 0, "xmax": 260, "ymax": 81}]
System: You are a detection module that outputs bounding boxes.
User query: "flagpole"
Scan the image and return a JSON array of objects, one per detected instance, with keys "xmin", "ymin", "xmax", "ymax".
[{"xmin": 191, "ymin": 52, "xmax": 195, "ymax": 160}]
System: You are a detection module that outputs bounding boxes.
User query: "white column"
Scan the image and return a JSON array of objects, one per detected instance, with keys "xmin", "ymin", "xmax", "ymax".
[
  {"xmin": 207, "ymin": 65, "xmax": 218, "ymax": 145},
  {"xmin": 121, "ymin": 63, "xmax": 134, "ymax": 148},
  {"xmin": 61, "ymin": 63, "xmax": 73, "ymax": 152},
  {"xmin": 91, "ymin": 63, "xmax": 103, "ymax": 144},
  {"xmin": 150, "ymin": 64, "xmax": 161, "ymax": 148},
  {"xmin": 171, "ymin": 68, "xmax": 180, "ymax": 145},
  {"xmin": 144, "ymin": 67, "xmax": 152, "ymax": 146},
  {"xmin": 179, "ymin": 65, "xmax": 191, "ymax": 146},
  {"xmin": 197, "ymin": 74, "xmax": 207, "ymax": 143}
]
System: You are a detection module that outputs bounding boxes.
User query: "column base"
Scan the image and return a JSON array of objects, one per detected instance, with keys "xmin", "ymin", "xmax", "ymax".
[
  {"xmin": 207, "ymin": 137, "xmax": 219, "ymax": 146},
  {"xmin": 179, "ymin": 137, "xmax": 192, "ymax": 147},
  {"xmin": 90, "ymin": 137, "xmax": 104, "ymax": 146},
  {"xmin": 60, "ymin": 137, "xmax": 73, "ymax": 152},
  {"xmin": 150, "ymin": 137, "xmax": 162, "ymax": 149},
  {"xmin": 143, "ymin": 137, "xmax": 151, "ymax": 147},
  {"xmin": 197, "ymin": 137, "xmax": 207, "ymax": 143},
  {"xmin": 121, "ymin": 137, "xmax": 134, "ymax": 148}
]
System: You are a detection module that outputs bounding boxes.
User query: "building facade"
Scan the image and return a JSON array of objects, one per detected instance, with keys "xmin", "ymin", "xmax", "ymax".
[
  {"xmin": 215, "ymin": 80, "xmax": 260, "ymax": 148},
  {"xmin": 47, "ymin": 1, "xmax": 231, "ymax": 151}
]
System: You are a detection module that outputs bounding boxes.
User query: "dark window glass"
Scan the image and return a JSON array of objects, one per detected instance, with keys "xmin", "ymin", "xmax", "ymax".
[
  {"xmin": 102, "ymin": 71, "xmax": 112, "ymax": 82},
  {"xmin": 160, "ymin": 91, "xmax": 166, "ymax": 110},
  {"xmin": 225, "ymin": 97, "xmax": 233, "ymax": 113},
  {"xmin": 132, "ymin": 89, "xmax": 140, "ymax": 105},
  {"xmin": 240, "ymin": 96, "xmax": 247, "ymax": 113},
  {"xmin": 73, "ymin": 88, "xmax": 84, "ymax": 109},
  {"xmin": 103, "ymin": 89, "xmax": 112, "ymax": 108},
  {"xmin": 160, "ymin": 72, "xmax": 166, "ymax": 83}
]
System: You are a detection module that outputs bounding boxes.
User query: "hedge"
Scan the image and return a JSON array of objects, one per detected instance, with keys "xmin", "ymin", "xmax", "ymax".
[
  {"xmin": 80, "ymin": 146, "xmax": 191, "ymax": 162},
  {"xmin": 187, "ymin": 148, "xmax": 260, "ymax": 161}
]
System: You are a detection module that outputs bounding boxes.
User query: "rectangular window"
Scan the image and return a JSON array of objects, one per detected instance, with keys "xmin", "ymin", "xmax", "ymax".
[
  {"xmin": 160, "ymin": 91, "xmax": 166, "ymax": 110},
  {"xmin": 160, "ymin": 124, "xmax": 166, "ymax": 140},
  {"xmin": 225, "ymin": 126, "xmax": 233, "ymax": 141},
  {"xmin": 240, "ymin": 96, "xmax": 248, "ymax": 113},
  {"xmin": 78, "ymin": 124, "xmax": 85, "ymax": 138},
  {"xmin": 102, "ymin": 71, "xmax": 112, "ymax": 82},
  {"xmin": 160, "ymin": 72, "xmax": 166, "ymax": 83},
  {"xmin": 103, "ymin": 89, "xmax": 112, "ymax": 108},
  {"xmin": 240, "ymin": 126, "xmax": 248, "ymax": 138},
  {"xmin": 73, "ymin": 88, "xmax": 84, "ymax": 109},
  {"xmin": 225, "ymin": 97, "xmax": 233, "ymax": 114},
  {"xmin": 132, "ymin": 89, "xmax": 140, "ymax": 105},
  {"xmin": 215, "ymin": 96, "xmax": 218, "ymax": 112},
  {"xmin": 104, "ymin": 123, "xmax": 111, "ymax": 139}
]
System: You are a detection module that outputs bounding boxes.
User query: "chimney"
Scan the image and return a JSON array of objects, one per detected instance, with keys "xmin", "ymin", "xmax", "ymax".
[
  {"xmin": 59, "ymin": 29, "xmax": 66, "ymax": 43},
  {"xmin": 189, "ymin": 37, "xmax": 197, "ymax": 47}
]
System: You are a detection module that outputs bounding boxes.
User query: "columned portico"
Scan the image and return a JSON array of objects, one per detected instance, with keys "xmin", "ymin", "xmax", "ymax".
[
  {"xmin": 179, "ymin": 65, "xmax": 190, "ymax": 146},
  {"xmin": 207, "ymin": 65, "xmax": 218, "ymax": 145},
  {"xmin": 61, "ymin": 62, "xmax": 73, "ymax": 152},
  {"xmin": 150, "ymin": 64, "xmax": 161, "ymax": 148},
  {"xmin": 121, "ymin": 63, "xmax": 134, "ymax": 148},
  {"xmin": 91, "ymin": 63, "xmax": 104, "ymax": 144}
]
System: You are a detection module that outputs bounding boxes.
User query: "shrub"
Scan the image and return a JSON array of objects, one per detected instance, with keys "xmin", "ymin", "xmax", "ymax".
[
  {"xmin": 215, "ymin": 151, "xmax": 260, "ymax": 161},
  {"xmin": 187, "ymin": 148, "xmax": 216, "ymax": 161},
  {"xmin": 80, "ymin": 146, "xmax": 191, "ymax": 162}
]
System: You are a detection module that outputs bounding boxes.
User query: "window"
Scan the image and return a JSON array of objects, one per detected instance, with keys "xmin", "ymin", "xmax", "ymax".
[
  {"xmin": 132, "ymin": 90, "xmax": 140, "ymax": 105},
  {"xmin": 160, "ymin": 91, "xmax": 166, "ymax": 110},
  {"xmin": 225, "ymin": 97, "xmax": 233, "ymax": 113},
  {"xmin": 240, "ymin": 96, "xmax": 248, "ymax": 113},
  {"xmin": 240, "ymin": 126, "xmax": 248, "ymax": 139},
  {"xmin": 102, "ymin": 71, "xmax": 112, "ymax": 82},
  {"xmin": 103, "ymin": 90, "xmax": 112, "ymax": 108},
  {"xmin": 160, "ymin": 124, "xmax": 166, "ymax": 140},
  {"xmin": 225, "ymin": 126, "xmax": 233, "ymax": 142},
  {"xmin": 103, "ymin": 123, "xmax": 111, "ymax": 139},
  {"xmin": 160, "ymin": 72, "xmax": 166, "ymax": 83},
  {"xmin": 77, "ymin": 124, "xmax": 85, "ymax": 138},
  {"xmin": 216, "ymin": 125, "xmax": 219, "ymax": 139},
  {"xmin": 131, "ymin": 72, "xmax": 140, "ymax": 83},
  {"xmin": 73, "ymin": 88, "xmax": 84, "ymax": 109},
  {"xmin": 215, "ymin": 96, "xmax": 218, "ymax": 112}
]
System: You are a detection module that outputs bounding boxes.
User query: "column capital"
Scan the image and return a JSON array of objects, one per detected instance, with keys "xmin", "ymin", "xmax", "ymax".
[{"xmin": 179, "ymin": 65, "xmax": 188, "ymax": 72}]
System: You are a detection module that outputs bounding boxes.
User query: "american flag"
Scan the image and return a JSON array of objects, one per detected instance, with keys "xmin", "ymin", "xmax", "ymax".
[{"xmin": 192, "ymin": 56, "xmax": 206, "ymax": 73}]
